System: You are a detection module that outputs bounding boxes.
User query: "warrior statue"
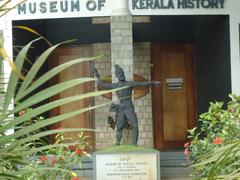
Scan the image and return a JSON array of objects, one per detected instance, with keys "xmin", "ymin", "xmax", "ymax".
[{"xmin": 93, "ymin": 64, "xmax": 160, "ymax": 146}]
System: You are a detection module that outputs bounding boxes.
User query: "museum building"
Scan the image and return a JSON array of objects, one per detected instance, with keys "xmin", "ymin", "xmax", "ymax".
[{"xmin": 1, "ymin": 0, "xmax": 240, "ymax": 152}]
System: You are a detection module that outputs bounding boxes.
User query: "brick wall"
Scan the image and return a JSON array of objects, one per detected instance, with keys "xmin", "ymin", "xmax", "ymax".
[
  {"xmin": 111, "ymin": 15, "xmax": 133, "ymax": 82},
  {"xmin": 133, "ymin": 42, "xmax": 153, "ymax": 147},
  {"xmin": 93, "ymin": 42, "xmax": 153, "ymax": 148},
  {"xmin": 92, "ymin": 43, "xmax": 114, "ymax": 148}
]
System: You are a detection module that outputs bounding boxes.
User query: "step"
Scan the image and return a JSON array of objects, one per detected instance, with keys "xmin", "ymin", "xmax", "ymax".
[
  {"xmin": 161, "ymin": 159, "xmax": 191, "ymax": 167},
  {"xmin": 161, "ymin": 167, "xmax": 192, "ymax": 178},
  {"xmin": 160, "ymin": 151, "xmax": 186, "ymax": 160}
]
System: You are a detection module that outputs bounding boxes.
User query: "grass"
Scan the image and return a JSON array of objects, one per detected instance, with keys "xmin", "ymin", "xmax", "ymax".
[{"xmin": 96, "ymin": 145, "xmax": 157, "ymax": 153}]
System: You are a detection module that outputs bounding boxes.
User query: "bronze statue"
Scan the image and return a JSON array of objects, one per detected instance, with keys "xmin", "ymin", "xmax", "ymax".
[{"xmin": 93, "ymin": 64, "xmax": 160, "ymax": 146}]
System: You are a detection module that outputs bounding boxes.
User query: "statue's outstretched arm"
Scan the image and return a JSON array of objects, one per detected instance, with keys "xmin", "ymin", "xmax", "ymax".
[
  {"xmin": 93, "ymin": 66, "xmax": 116, "ymax": 89},
  {"xmin": 130, "ymin": 81, "xmax": 161, "ymax": 87}
]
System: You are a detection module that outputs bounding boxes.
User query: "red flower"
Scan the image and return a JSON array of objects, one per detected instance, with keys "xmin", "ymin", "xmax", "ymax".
[
  {"xmin": 71, "ymin": 177, "xmax": 80, "ymax": 180},
  {"xmin": 184, "ymin": 149, "xmax": 190, "ymax": 156},
  {"xmin": 18, "ymin": 110, "xmax": 26, "ymax": 116},
  {"xmin": 184, "ymin": 142, "xmax": 190, "ymax": 148},
  {"xmin": 51, "ymin": 158, "xmax": 57, "ymax": 166},
  {"xmin": 75, "ymin": 148, "xmax": 83, "ymax": 156},
  {"xmin": 39, "ymin": 156, "xmax": 48, "ymax": 163},
  {"xmin": 213, "ymin": 137, "xmax": 223, "ymax": 145}
]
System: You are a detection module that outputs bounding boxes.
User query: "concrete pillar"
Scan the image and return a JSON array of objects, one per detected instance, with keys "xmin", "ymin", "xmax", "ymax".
[
  {"xmin": 0, "ymin": 30, "xmax": 3, "ymax": 108},
  {"xmin": 0, "ymin": 11, "xmax": 14, "ymax": 135},
  {"xmin": 111, "ymin": 15, "xmax": 133, "ymax": 82},
  {"xmin": 110, "ymin": 0, "xmax": 134, "ymax": 144},
  {"xmin": 111, "ymin": 0, "xmax": 133, "ymax": 82},
  {"xmin": 112, "ymin": 0, "xmax": 130, "ymax": 16}
]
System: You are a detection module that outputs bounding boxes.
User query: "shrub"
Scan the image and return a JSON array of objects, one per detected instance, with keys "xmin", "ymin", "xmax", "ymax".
[
  {"xmin": 24, "ymin": 131, "xmax": 91, "ymax": 180},
  {"xmin": 185, "ymin": 94, "xmax": 240, "ymax": 178}
]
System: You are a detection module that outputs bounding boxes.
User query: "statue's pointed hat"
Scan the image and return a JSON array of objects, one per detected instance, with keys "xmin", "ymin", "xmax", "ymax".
[{"xmin": 114, "ymin": 64, "xmax": 124, "ymax": 74}]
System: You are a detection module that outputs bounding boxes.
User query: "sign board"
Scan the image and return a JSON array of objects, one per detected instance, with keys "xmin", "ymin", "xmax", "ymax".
[
  {"xmin": 10, "ymin": 0, "xmax": 114, "ymax": 20},
  {"xmin": 94, "ymin": 151, "xmax": 160, "ymax": 180},
  {"xmin": 132, "ymin": 0, "xmax": 225, "ymax": 10},
  {"xmin": 9, "ymin": 0, "xmax": 228, "ymax": 20}
]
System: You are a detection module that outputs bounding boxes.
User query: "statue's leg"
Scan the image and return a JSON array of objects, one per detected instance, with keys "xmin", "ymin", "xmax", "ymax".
[
  {"xmin": 116, "ymin": 113, "xmax": 125, "ymax": 145},
  {"xmin": 126, "ymin": 110, "xmax": 138, "ymax": 146}
]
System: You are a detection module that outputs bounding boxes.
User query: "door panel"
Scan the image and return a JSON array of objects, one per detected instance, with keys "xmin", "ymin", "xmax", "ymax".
[
  {"xmin": 162, "ymin": 52, "xmax": 188, "ymax": 141},
  {"xmin": 49, "ymin": 45, "xmax": 94, "ymax": 146},
  {"xmin": 151, "ymin": 44, "xmax": 196, "ymax": 150}
]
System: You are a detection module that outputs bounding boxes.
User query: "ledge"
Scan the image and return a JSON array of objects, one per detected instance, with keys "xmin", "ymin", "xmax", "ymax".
[{"xmin": 96, "ymin": 145, "xmax": 157, "ymax": 153}]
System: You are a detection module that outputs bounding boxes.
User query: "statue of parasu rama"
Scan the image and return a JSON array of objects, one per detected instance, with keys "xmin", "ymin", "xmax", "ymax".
[{"xmin": 93, "ymin": 64, "xmax": 160, "ymax": 146}]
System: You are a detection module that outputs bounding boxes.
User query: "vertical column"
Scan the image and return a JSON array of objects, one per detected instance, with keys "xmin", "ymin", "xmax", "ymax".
[
  {"xmin": 0, "ymin": 12, "xmax": 13, "ymax": 92},
  {"xmin": 110, "ymin": 0, "xmax": 134, "ymax": 144},
  {"xmin": 111, "ymin": 15, "xmax": 133, "ymax": 82},
  {"xmin": 0, "ymin": 11, "xmax": 14, "ymax": 135},
  {"xmin": 0, "ymin": 13, "xmax": 12, "ymax": 107},
  {"xmin": 111, "ymin": 0, "xmax": 133, "ymax": 82},
  {"xmin": 0, "ymin": 30, "xmax": 3, "ymax": 109},
  {"xmin": 230, "ymin": 16, "xmax": 240, "ymax": 94}
]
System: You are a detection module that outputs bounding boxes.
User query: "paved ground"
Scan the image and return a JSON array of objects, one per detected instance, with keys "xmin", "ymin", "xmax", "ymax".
[
  {"xmin": 162, "ymin": 177, "xmax": 191, "ymax": 180},
  {"xmin": 80, "ymin": 176, "xmax": 192, "ymax": 180},
  {"xmin": 81, "ymin": 178, "xmax": 192, "ymax": 180}
]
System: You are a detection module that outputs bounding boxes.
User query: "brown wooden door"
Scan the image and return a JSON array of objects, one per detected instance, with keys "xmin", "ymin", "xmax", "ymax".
[
  {"xmin": 151, "ymin": 44, "xmax": 196, "ymax": 150},
  {"xmin": 49, "ymin": 45, "xmax": 94, "ymax": 147}
]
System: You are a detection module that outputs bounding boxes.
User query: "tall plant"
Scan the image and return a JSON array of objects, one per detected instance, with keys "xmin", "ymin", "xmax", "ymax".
[{"xmin": 0, "ymin": 38, "xmax": 122, "ymax": 179}]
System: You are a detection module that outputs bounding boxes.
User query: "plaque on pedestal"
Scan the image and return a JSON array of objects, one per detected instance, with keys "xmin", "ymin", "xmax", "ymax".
[{"xmin": 94, "ymin": 146, "xmax": 160, "ymax": 180}]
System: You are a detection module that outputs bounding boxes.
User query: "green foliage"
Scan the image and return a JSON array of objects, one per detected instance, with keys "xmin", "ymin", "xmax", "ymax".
[
  {"xmin": 185, "ymin": 94, "xmax": 240, "ymax": 179},
  {"xmin": 23, "ymin": 131, "xmax": 91, "ymax": 180},
  {"xmin": 0, "ymin": 0, "xmax": 27, "ymax": 17},
  {"xmin": 0, "ymin": 37, "xmax": 123, "ymax": 179}
]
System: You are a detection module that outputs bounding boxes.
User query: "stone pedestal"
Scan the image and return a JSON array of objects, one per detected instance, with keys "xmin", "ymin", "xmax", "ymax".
[{"xmin": 94, "ymin": 150, "xmax": 160, "ymax": 180}]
